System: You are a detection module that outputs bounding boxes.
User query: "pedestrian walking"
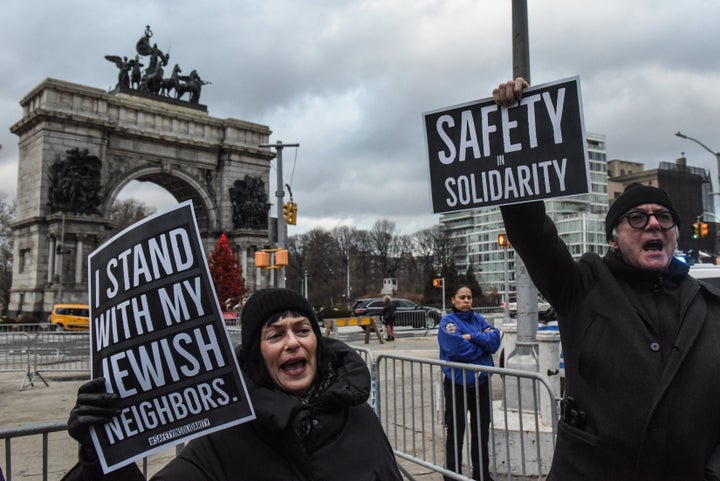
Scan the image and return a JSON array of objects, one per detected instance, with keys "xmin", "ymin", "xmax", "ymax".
[
  {"xmin": 438, "ymin": 285, "xmax": 500, "ymax": 481},
  {"xmin": 382, "ymin": 295, "xmax": 396, "ymax": 341}
]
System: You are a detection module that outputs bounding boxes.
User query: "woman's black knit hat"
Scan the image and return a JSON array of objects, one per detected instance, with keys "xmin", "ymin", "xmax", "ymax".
[
  {"xmin": 605, "ymin": 183, "xmax": 679, "ymax": 241},
  {"xmin": 240, "ymin": 288, "xmax": 321, "ymax": 352}
]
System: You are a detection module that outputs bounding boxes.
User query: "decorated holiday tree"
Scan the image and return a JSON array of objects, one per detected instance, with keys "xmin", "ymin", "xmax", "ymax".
[{"xmin": 209, "ymin": 232, "xmax": 247, "ymax": 310}]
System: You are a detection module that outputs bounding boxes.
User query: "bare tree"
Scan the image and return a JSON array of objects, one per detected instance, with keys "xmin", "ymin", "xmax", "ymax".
[
  {"xmin": 284, "ymin": 220, "xmax": 466, "ymax": 308},
  {"xmin": 0, "ymin": 194, "xmax": 15, "ymax": 314},
  {"xmin": 415, "ymin": 225, "xmax": 463, "ymax": 303},
  {"xmin": 371, "ymin": 219, "xmax": 399, "ymax": 277},
  {"xmin": 291, "ymin": 228, "xmax": 345, "ymax": 307},
  {"xmin": 286, "ymin": 234, "xmax": 308, "ymax": 293},
  {"xmin": 331, "ymin": 226, "xmax": 356, "ymax": 306},
  {"xmin": 352, "ymin": 229, "xmax": 377, "ymax": 296},
  {"xmin": 109, "ymin": 198, "xmax": 157, "ymax": 234}
]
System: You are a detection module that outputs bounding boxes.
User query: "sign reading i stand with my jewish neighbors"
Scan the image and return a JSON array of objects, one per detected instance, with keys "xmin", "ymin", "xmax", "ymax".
[
  {"xmin": 88, "ymin": 201, "xmax": 255, "ymax": 473},
  {"xmin": 423, "ymin": 76, "xmax": 591, "ymax": 213}
]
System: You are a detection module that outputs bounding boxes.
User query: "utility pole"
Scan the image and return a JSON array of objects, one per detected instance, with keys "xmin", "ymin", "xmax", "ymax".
[
  {"xmin": 258, "ymin": 140, "xmax": 299, "ymax": 288},
  {"xmin": 511, "ymin": 0, "xmax": 538, "ymax": 342},
  {"xmin": 504, "ymin": 0, "xmax": 540, "ymax": 409},
  {"xmin": 346, "ymin": 249, "xmax": 351, "ymax": 307}
]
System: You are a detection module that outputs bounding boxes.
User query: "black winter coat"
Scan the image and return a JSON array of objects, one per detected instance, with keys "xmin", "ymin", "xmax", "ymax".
[
  {"xmin": 62, "ymin": 338, "xmax": 402, "ymax": 481},
  {"xmin": 502, "ymin": 202, "xmax": 720, "ymax": 481}
]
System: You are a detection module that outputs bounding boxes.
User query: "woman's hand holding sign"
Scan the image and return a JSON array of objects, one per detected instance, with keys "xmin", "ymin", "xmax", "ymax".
[{"xmin": 68, "ymin": 377, "xmax": 120, "ymax": 461}]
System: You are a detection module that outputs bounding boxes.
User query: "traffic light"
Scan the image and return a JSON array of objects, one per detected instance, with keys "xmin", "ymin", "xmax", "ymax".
[
  {"xmin": 692, "ymin": 222, "xmax": 701, "ymax": 239},
  {"xmin": 287, "ymin": 202, "xmax": 298, "ymax": 225},
  {"xmin": 701, "ymin": 222, "xmax": 709, "ymax": 238},
  {"xmin": 282, "ymin": 202, "xmax": 292, "ymax": 223},
  {"xmin": 498, "ymin": 233, "xmax": 510, "ymax": 248},
  {"xmin": 433, "ymin": 278, "xmax": 443, "ymax": 288}
]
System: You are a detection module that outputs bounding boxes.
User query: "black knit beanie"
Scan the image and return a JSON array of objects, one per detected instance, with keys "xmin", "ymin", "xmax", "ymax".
[
  {"xmin": 605, "ymin": 183, "xmax": 679, "ymax": 241},
  {"xmin": 240, "ymin": 288, "xmax": 321, "ymax": 355}
]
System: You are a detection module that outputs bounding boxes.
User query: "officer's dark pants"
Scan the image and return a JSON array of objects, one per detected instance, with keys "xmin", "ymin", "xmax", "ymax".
[{"xmin": 443, "ymin": 377, "xmax": 491, "ymax": 481}]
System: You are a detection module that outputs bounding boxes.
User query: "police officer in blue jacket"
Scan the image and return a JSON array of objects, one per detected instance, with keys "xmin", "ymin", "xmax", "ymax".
[{"xmin": 438, "ymin": 285, "xmax": 501, "ymax": 481}]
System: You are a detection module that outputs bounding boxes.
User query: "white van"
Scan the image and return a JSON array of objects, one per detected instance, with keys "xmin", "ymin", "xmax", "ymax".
[{"xmin": 689, "ymin": 264, "xmax": 720, "ymax": 288}]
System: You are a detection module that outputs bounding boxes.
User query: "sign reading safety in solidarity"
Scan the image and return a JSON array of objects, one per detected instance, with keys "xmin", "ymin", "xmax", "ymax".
[
  {"xmin": 423, "ymin": 77, "xmax": 590, "ymax": 213},
  {"xmin": 88, "ymin": 201, "xmax": 254, "ymax": 473}
]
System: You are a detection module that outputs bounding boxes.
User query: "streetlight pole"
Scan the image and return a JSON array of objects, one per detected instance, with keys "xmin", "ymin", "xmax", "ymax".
[
  {"xmin": 258, "ymin": 140, "xmax": 299, "ymax": 288},
  {"xmin": 676, "ymin": 131, "xmax": 720, "ymax": 194},
  {"xmin": 510, "ymin": 0, "xmax": 538, "ymax": 351}
]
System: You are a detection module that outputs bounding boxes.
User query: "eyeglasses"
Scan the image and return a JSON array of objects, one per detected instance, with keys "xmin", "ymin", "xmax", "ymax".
[{"xmin": 624, "ymin": 210, "xmax": 677, "ymax": 230}]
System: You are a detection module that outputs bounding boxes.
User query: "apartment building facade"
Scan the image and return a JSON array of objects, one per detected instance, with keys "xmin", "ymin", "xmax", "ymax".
[{"xmin": 439, "ymin": 132, "xmax": 609, "ymax": 301}]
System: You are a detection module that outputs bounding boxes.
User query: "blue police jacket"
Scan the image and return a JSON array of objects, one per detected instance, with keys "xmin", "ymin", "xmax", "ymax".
[{"xmin": 438, "ymin": 309, "xmax": 500, "ymax": 386}]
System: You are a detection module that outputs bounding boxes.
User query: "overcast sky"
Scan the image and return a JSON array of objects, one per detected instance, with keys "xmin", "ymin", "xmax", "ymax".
[{"xmin": 1, "ymin": 0, "xmax": 718, "ymax": 234}]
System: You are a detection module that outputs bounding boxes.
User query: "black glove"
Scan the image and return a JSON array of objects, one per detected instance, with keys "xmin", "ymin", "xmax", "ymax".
[{"xmin": 68, "ymin": 377, "xmax": 120, "ymax": 456}]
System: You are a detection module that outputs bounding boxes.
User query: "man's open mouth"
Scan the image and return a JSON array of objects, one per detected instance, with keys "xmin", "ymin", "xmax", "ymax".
[{"xmin": 643, "ymin": 240, "xmax": 664, "ymax": 251}]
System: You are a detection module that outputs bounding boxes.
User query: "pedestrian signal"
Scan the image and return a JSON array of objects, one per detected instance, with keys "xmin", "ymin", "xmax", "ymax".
[
  {"xmin": 701, "ymin": 222, "xmax": 709, "ymax": 238},
  {"xmin": 275, "ymin": 249, "xmax": 289, "ymax": 266},
  {"xmin": 433, "ymin": 278, "xmax": 443, "ymax": 288},
  {"xmin": 255, "ymin": 251, "xmax": 270, "ymax": 268}
]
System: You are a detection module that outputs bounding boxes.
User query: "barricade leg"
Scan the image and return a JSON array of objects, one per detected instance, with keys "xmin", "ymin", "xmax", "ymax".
[
  {"xmin": 324, "ymin": 319, "xmax": 336, "ymax": 338},
  {"xmin": 365, "ymin": 318, "xmax": 384, "ymax": 344}
]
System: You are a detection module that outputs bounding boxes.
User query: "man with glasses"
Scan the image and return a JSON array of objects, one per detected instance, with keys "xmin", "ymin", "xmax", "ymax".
[{"xmin": 494, "ymin": 78, "xmax": 720, "ymax": 481}]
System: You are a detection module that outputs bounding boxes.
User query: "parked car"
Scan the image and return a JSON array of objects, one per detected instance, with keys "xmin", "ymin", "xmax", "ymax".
[
  {"xmin": 689, "ymin": 263, "xmax": 720, "ymax": 288},
  {"xmin": 506, "ymin": 296, "xmax": 556, "ymax": 321},
  {"xmin": 48, "ymin": 303, "xmax": 90, "ymax": 331},
  {"xmin": 351, "ymin": 297, "xmax": 442, "ymax": 330}
]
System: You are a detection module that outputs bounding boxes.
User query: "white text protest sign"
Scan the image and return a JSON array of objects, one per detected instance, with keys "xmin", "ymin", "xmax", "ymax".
[
  {"xmin": 424, "ymin": 76, "xmax": 590, "ymax": 213},
  {"xmin": 88, "ymin": 201, "xmax": 254, "ymax": 472}
]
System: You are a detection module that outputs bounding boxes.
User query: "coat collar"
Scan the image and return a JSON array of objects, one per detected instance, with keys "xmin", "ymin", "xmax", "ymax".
[{"xmin": 603, "ymin": 250, "xmax": 689, "ymax": 290}]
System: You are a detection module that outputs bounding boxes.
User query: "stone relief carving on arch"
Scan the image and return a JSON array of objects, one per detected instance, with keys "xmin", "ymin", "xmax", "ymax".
[
  {"xmin": 229, "ymin": 175, "xmax": 270, "ymax": 229},
  {"xmin": 47, "ymin": 147, "xmax": 103, "ymax": 214}
]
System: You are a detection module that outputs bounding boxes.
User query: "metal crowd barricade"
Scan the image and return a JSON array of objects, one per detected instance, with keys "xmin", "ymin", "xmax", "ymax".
[
  {"xmin": 393, "ymin": 310, "xmax": 436, "ymax": 335},
  {"xmin": 1, "ymin": 342, "xmax": 560, "ymax": 480},
  {"xmin": 0, "ymin": 421, "xmax": 180, "ymax": 481},
  {"xmin": 24, "ymin": 332, "xmax": 91, "ymax": 389},
  {"xmin": 0, "ymin": 420, "xmax": 67, "ymax": 481},
  {"xmin": 0, "ymin": 324, "xmax": 56, "ymax": 334},
  {"xmin": 373, "ymin": 353, "xmax": 559, "ymax": 481},
  {"xmin": 323, "ymin": 316, "xmax": 385, "ymax": 344},
  {"xmin": 0, "ymin": 332, "xmax": 33, "ymax": 390}
]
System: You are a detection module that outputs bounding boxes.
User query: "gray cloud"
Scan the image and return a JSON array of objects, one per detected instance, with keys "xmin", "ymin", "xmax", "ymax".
[{"xmin": 1, "ymin": 0, "xmax": 718, "ymax": 234}]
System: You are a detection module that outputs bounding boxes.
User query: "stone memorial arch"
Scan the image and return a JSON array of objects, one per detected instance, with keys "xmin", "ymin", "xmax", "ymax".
[{"xmin": 9, "ymin": 78, "xmax": 277, "ymax": 321}]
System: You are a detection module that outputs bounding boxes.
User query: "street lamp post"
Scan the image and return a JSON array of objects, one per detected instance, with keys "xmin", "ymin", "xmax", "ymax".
[
  {"xmin": 258, "ymin": 140, "xmax": 299, "ymax": 288},
  {"xmin": 676, "ymin": 131, "xmax": 720, "ymax": 193}
]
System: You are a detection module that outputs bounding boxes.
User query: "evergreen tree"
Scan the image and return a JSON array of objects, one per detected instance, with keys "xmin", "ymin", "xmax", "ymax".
[
  {"xmin": 463, "ymin": 262, "xmax": 483, "ymax": 305},
  {"xmin": 209, "ymin": 232, "xmax": 247, "ymax": 310}
]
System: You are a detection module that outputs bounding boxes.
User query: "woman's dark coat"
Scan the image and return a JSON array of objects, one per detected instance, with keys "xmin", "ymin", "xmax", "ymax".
[
  {"xmin": 62, "ymin": 338, "xmax": 402, "ymax": 481},
  {"xmin": 502, "ymin": 201, "xmax": 720, "ymax": 481}
]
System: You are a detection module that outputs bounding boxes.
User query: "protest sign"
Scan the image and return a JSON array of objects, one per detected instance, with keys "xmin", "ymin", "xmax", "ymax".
[
  {"xmin": 88, "ymin": 201, "xmax": 254, "ymax": 472},
  {"xmin": 423, "ymin": 76, "xmax": 590, "ymax": 213}
]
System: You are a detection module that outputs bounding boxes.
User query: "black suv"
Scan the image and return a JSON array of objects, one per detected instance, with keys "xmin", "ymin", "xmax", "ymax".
[{"xmin": 351, "ymin": 297, "xmax": 442, "ymax": 330}]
